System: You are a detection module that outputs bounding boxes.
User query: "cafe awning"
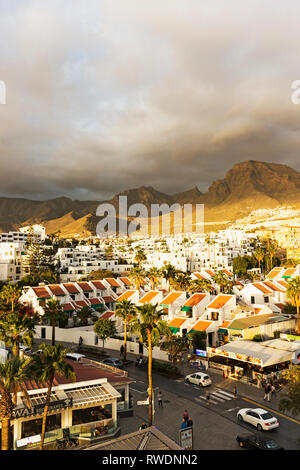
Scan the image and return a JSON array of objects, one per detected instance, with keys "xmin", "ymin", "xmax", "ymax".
[{"xmin": 65, "ymin": 382, "xmax": 121, "ymax": 408}]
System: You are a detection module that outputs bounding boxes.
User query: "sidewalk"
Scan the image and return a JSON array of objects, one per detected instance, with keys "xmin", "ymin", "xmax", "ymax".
[{"xmin": 33, "ymin": 338, "xmax": 299, "ymax": 421}]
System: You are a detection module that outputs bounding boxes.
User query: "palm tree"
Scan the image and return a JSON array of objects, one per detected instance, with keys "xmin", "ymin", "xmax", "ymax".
[
  {"xmin": 254, "ymin": 247, "xmax": 265, "ymax": 274},
  {"xmin": 42, "ymin": 299, "xmax": 66, "ymax": 346},
  {"xmin": 214, "ymin": 271, "xmax": 229, "ymax": 293},
  {"xmin": 169, "ymin": 272, "xmax": 191, "ymax": 291},
  {"xmin": 28, "ymin": 343, "xmax": 76, "ymax": 450},
  {"xmin": 188, "ymin": 278, "xmax": 214, "ymax": 294},
  {"xmin": 161, "ymin": 264, "xmax": 177, "ymax": 292},
  {"xmin": 287, "ymin": 277, "xmax": 300, "ymax": 334},
  {"xmin": 0, "ymin": 284, "xmax": 21, "ymax": 313},
  {"xmin": 75, "ymin": 305, "xmax": 97, "ymax": 327},
  {"xmin": 0, "ymin": 357, "xmax": 32, "ymax": 450},
  {"xmin": 115, "ymin": 300, "xmax": 137, "ymax": 361},
  {"xmin": 130, "ymin": 303, "xmax": 169, "ymax": 426},
  {"xmin": 147, "ymin": 267, "xmax": 162, "ymax": 290},
  {"xmin": 129, "ymin": 266, "xmax": 145, "ymax": 291},
  {"xmin": 134, "ymin": 249, "xmax": 147, "ymax": 267},
  {"xmin": 0, "ymin": 311, "xmax": 38, "ymax": 358}
]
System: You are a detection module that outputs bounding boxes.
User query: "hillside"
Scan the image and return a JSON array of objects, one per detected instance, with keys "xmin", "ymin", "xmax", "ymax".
[{"xmin": 0, "ymin": 160, "xmax": 299, "ymax": 236}]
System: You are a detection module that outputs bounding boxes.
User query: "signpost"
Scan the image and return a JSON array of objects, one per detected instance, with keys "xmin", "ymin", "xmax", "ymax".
[{"xmin": 179, "ymin": 426, "xmax": 193, "ymax": 450}]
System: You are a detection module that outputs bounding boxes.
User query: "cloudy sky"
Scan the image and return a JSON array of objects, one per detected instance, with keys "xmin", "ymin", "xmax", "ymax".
[{"xmin": 0, "ymin": 0, "xmax": 300, "ymax": 201}]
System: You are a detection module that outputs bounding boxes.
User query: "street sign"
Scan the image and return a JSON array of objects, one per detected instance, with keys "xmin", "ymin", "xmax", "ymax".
[{"xmin": 179, "ymin": 426, "xmax": 193, "ymax": 450}]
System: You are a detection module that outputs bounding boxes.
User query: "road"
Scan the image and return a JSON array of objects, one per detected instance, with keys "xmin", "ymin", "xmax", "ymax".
[{"xmin": 123, "ymin": 362, "xmax": 300, "ymax": 450}]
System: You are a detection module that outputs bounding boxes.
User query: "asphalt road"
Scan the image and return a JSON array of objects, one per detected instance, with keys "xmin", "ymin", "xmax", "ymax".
[{"xmin": 124, "ymin": 362, "xmax": 300, "ymax": 451}]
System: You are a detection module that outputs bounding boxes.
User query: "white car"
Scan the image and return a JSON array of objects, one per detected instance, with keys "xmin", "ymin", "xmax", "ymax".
[
  {"xmin": 185, "ymin": 372, "xmax": 212, "ymax": 387},
  {"xmin": 237, "ymin": 408, "xmax": 279, "ymax": 431}
]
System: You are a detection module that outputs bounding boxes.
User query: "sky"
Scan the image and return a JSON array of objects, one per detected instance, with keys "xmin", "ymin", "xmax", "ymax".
[{"xmin": 0, "ymin": 0, "xmax": 300, "ymax": 201}]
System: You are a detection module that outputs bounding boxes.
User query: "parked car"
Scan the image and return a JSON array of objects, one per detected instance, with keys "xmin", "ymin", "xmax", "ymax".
[
  {"xmin": 65, "ymin": 353, "xmax": 86, "ymax": 361},
  {"xmin": 236, "ymin": 433, "xmax": 284, "ymax": 450},
  {"xmin": 101, "ymin": 358, "xmax": 124, "ymax": 369},
  {"xmin": 237, "ymin": 408, "xmax": 279, "ymax": 431},
  {"xmin": 185, "ymin": 372, "xmax": 212, "ymax": 387}
]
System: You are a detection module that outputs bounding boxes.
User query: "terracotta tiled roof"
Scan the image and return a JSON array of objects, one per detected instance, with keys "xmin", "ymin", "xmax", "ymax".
[
  {"xmin": 32, "ymin": 287, "xmax": 51, "ymax": 299},
  {"xmin": 283, "ymin": 268, "xmax": 296, "ymax": 277},
  {"xmin": 103, "ymin": 296, "xmax": 115, "ymax": 303},
  {"xmin": 222, "ymin": 269, "xmax": 233, "ymax": 277},
  {"xmin": 266, "ymin": 268, "xmax": 282, "ymax": 278},
  {"xmin": 105, "ymin": 278, "xmax": 120, "ymax": 287},
  {"xmin": 76, "ymin": 282, "xmax": 93, "ymax": 292},
  {"xmin": 168, "ymin": 317, "xmax": 187, "ymax": 328},
  {"xmin": 62, "ymin": 303, "xmax": 76, "ymax": 312},
  {"xmin": 263, "ymin": 281, "xmax": 285, "ymax": 293},
  {"xmin": 100, "ymin": 311, "xmax": 115, "ymax": 320},
  {"xmin": 277, "ymin": 280, "xmax": 288, "ymax": 288},
  {"xmin": 183, "ymin": 293, "xmax": 207, "ymax": 307},
  {"xmin": 119, "ymin": 277, "xmax": 132, "ymax": 286},
  {"xmin": 89, "ymin": 298, "xmax": 104, "ymax": 306},
  {"xmin": 47, "ymin": 285, "xmax": 66, "ymax": 296},
  {"xmin": 74, "ymin": 300, "xmax": 90, "ymax": 308},
  {"xmin": 63, "ymin": 283, "xmax": 80, "ymax": 294},
  {"xmin": 205, "ymin": 269, "xmax": 215, "ymax": 277},
  {"xmin": 193, "ymin": 272, "xmax": 206, "ymax": 280},
  {"xmin": 161, "ymin": 292, "xmax": 183, "ymax": 305},
  {"xmin": 191, "ymin": 320, "xmax": 213, "ymax": 331},
  {"xmin": 90, "ymin": 280, "xmax": 106, "ymax": 290},
  {"xmin": 116, "ymin": 290, "xmax": 137, "ymax": 301},
  {"xmin": 207, "ymin": 294, "xmax": 233, "ymax": 309},
  {"xmin": 139, "ymin": 291, "xmax": 160, "ymax": 303},
  {"xmin": 252, "ymin": 283, "xmax": 273, "ymax": 294}
]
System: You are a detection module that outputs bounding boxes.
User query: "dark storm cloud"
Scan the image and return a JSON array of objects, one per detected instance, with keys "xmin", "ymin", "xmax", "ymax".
[{"xmin": 0, "ymin": 0, "xmax": 300, "ymax": 200}]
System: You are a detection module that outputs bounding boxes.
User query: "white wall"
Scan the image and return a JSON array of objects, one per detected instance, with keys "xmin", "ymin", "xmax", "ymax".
[{"xmin": 34, "ymin": 325, "xmax": 169, "ymax": 361}]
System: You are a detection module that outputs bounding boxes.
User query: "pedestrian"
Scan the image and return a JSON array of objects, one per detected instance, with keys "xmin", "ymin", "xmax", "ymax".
[
  {"xmin": 120, "ymin": 344, "xmax": 124, "ymax": 357},
  {"xmin": 79, "ymin": 336, "xmax": 83, "ymax": 347},
  {"xmin": 183, "ymin": 409, "xmax": 189, "ymax": 421},
  {"xmin": 263, "ymin": 384, "xmax": 268, "ymax": 401},
  {"xmin": 271, "ymin": 383, "xmax": 276, "ymax": 398},
  {"xmin": 158, "ymin": 390, "xmax": 163, "ymax": 408},
  {"xmin": 139, "ymin": 422, "xmax": 148, "ymax": 430},
  {"xmin": 180, "ymin": 419, "xmax": 188, "ymax": 430},
  {"xmin": 206, "ymin": 391, "xmax": 210, "ymax": 405},
  {"xmin": 187, "ymin": 417, "xmax": 193, "ymax": 428},
  {"xmin": 233, "ymin": 385, "xmax": 237, "ymax": 399},
  {"xmin": 267, "ymin": 383, "xmax": 272, "ymax": 401}
]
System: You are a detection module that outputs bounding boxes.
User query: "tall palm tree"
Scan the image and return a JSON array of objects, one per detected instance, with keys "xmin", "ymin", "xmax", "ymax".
[
  {"xmin": 0, "ymin": 357, "xmax": 32, "ymax": 450},
  {"xmin": 287, "ymin": 277, "xmax": 300, "ymax": 334},
  {"xmin": 161, "ymin": 264, "xmax": 177, "ymax": 292},
  {"xmin": 43, "ymin": 299, "xmax": 66, "ymax": 346},
  {"xmin": 28, "ymin": 343, "xmax": 76, "ymax": 450},
  {"xmin": 115, "ymin": 300, "xmax": 137, "ymax": 361},
  {"xmin": 254, "ymin": 247, "xmax": 265, "ymax": 274},
  {"xmin": 129, "ymin": 266, "xmax": 145, "ymax": 291},
  {"xmin": 134, "ymin": 249, "xmax": 147, "ymax": 267},
  {"xmin": 147, "ymin": 267, "xmax": 162, "ymax": 290},
  {"xmin": 130, "ymin": 303, "xmax": 169, "ymax": 426}
]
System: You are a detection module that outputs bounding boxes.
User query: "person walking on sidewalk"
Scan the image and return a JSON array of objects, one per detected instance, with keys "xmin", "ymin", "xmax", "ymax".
[
  {"xmin": 233, "ymin": 385, "xmax": 237, "ymax": 399},
  {"xmin": 206, "ymin": 391, "xmax": 210, "ymax": 406},
  {"xmin": 271, "ymin": 383, "xmax": 276, "ymax": 398},
  {"xmin": 183, "ymin": 409, "xmax": 189, "ymax": 421},
  {"xmin": 158, "ymin": 390, "xmax": 163, "ymax": 408}
]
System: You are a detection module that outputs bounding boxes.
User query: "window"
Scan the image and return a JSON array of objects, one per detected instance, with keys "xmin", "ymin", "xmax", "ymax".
[
  {"xmin": 72, "ymin": 404, "xmax": 112, "ymax": 426},
  {"xmin": 251, "ymin": 296, "xmax": 255, "ymax": 304},
  {"xmin": 264, "ymin": 297, "xmax": 269, "ymax": 303},
  {"xmin": 22, "ymin": 414, "xmax": 61, "ymax": 438}
]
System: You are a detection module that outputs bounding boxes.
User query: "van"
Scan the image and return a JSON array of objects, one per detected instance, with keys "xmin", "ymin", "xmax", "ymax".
[{"xmin": 65, "ymin": 353, "xmax": 86, "ymax": 362}]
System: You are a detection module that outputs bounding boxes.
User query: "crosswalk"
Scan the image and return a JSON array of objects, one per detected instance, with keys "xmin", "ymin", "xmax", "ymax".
[{"xmin": 195, "ymin": 388, "xmax": 236, "ymax": 405}]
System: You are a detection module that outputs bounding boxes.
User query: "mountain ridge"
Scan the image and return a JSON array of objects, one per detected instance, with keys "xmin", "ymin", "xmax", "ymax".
[{"xmin": 0, "ymin": 160, "xmax": 299, "ymax": 236}]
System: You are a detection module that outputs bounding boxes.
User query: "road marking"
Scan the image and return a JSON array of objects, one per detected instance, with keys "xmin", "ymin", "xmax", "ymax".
[
  {"xmin": 195, "ymin": 396, "xmax": 219, "ymax": 405},
  {"xmin": 242, "ymin": 397, "xmax": 300, "ymax": 425},
  {"xmin": 215, "ymin": 389, "xmax": 236, "ymax": 398},
  {"xmin": 223, "ymin": 407, "xmax": 239, "ymax": 413},
  {"xmin": 212, "ymin": 391, "xmax": 233, "ymax": 401}
]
